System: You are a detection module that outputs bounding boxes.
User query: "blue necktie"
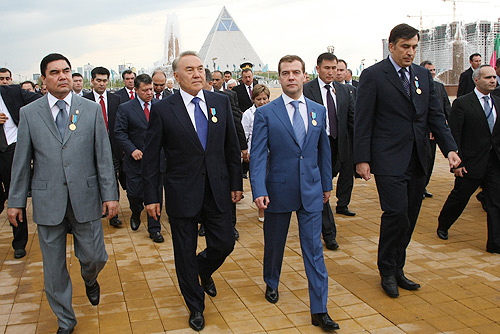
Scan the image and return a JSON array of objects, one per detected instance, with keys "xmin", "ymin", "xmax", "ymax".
[
  {"xmin": 192, "ymin": 97, "xmax": 208, "ymax": 149},
  {"xmin": 399, "ymin": 68, "xmax": 411, "ymax": 98},
  {"xmin": 55, "ymin": 100, "xmax": 68, "ymax": 139},
  {"xmin": 483, "ymin": 96, "xmax": 495, "ymax": 133},
  {"xmin": 291, "ymin": 100, "xmax": 306, "ymax": 148}
]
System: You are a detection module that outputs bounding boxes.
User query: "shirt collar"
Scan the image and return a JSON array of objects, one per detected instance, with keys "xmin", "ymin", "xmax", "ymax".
[
  {"xmin": 389, "ymin": 54, "xmax": 407, "ymax": 74},
  {"xmin": 180, "ymin": 88, "xmax": 205, "ymax": 106},
  {"xmin": 474, "ymin": 87, "xmax": 491, "ymax": 101},
  {"xmin": 47, "ymin": 92, "xmax": 72, "ymax": 109},
  {"xmin": 136, "ymin": 95, "xmax": 151, "ymax": 109},
  {"xmin": 317, "ymin": 77, "xmax": 333, "ymax": 90},
  {"xmin": 93, "ymin": 90, "xmax": 107, "ymax": 101},
  {"xmin": 282, "ymin": 93, "xmax": 306, "ymax": 107}
]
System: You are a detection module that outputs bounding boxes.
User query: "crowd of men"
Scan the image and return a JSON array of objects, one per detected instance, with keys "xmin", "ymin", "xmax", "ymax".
[{"xmin": 1, "ymin": 22, "xmax": 500, "ymax": 333}]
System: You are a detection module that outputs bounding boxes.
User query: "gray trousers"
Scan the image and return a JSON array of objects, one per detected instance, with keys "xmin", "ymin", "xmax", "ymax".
[{"xmin": 37, "ymin": 202, "xmax": 107, "ymax": 330}]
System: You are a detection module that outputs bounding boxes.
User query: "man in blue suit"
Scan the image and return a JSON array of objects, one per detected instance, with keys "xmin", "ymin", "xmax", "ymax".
[{"xmin": 250, "ymin": 55, "xmax": 338, "ymax": 331}]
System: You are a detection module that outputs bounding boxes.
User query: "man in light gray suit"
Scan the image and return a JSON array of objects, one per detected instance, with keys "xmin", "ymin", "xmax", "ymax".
[{"xmin": 7, "ymin": 53, "xmax": 119, "ymax": 334}]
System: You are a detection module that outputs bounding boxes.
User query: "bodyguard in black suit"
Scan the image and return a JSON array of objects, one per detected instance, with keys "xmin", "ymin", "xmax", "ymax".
[
  {"xmin": 438, "ymin": 65, "xmax": 500, "ymax": 252},
  {"xmin": 457, "ymin": 53, "xmax": 482, "ymax": 97},
  {"xmin": 115, "ymin": 69, "xmax": 136, "ymax": 102},
  {"xmin": 232, "ymin": 68, "xmax": 254, "ymax": 112},
  {"xmin": 303, "ymin": 53, "xmax": 354, "ymax": 251},
  {"xmin": 143, "ymin": 51, "xmax": 242, "ymax": 331},
  {"xmin": 354, "ymin": 24, "xmax": 460, "ymax": 298},
  {"xmin": 0, "ymin": 84, "xmax": 40, "ymax": 258}
]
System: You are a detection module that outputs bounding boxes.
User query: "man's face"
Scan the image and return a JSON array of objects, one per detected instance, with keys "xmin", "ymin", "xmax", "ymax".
[
  {"xmin": 389, "ymin": 35, "xmax": 419, "ymax": 68},
  {"xmin": 91, "ymin": 74, "xmax": 109, "ymax": 95},
  {"xmin": 41, "ymin": 84, "xmax": 47, "ymax": 95},
  {"xmin": 316, "ymin": 59, "xmax": 337, "ymax": 84},
  {"xmin": 136, "ymin": 82, "xmax": 154, "ymax": 103},
  {"xmin": 474, "ymin": 66, "xmax": 497, "ymax": 95},
  {"xmin": 167, "ymin": 81, "xmax": 173, "ymax": 89},
  {"xmin": 279, "ymin": 60, "xmax": 305, "ymax": 99},
  {"xmin": 43, "ymin": 59, "xmax": 72, "ymax": 98},
  {"xmin": 345, "ymin": 70, "xmax": 352, "ymax": 82},
  {"xmin": 0, "ymin": 72, "xmax": 12, "ymax": 85},
  {"xmin": 72, "ymin": 76, "xmax": 83, "ymax": 92},
  {"xmin": 336, "ymin": 62, "xmax": 347, "ymax": 82},
  {"xmin": 224, "ymin": 73, "xmax": 232, "ymax": 82},
  {"xmin": 152, "ymin": 74, "xmax": 166, "ymax": 94},
  {"xmin": 212, "ymin": 72, "xmax": 223, "ymax": 90},
  {"xmin": 470, "ymin": 56, "xmax": 482, "ymax": 70},
  {"xmin": 21, "ymin": 83, "xmax": 35, "ymax": 92},
  {"xmin": 242, "ymin": 70, "xmax": 253, "ymax": 86},
  {"xmin": 174, "ymin": 55, "xmax": 205, "ymax": 96},
  {"xmin": 424, "ymin": 64, "xmax": 436, "ymax": 79},
  {"xmin": 123, "ymin": 73, "xmax": 136, "ymax": 90},
  {"xmin": 227, "ymin": 82, "xmax": 236, "ymax": 90}
]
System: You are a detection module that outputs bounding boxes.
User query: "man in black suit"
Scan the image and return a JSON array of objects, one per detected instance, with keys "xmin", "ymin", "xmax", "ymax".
[
  {"xmin": 115, "ymin": 74, "xmax": 164, "ymax": 243},
  {"xmin": 354, "ymin": 24, "xmax": 460, "ymax": 298},
  {"xmin": 345, "ymin": 69, "xmax": 359, "ymax": 87},
  {"xmin": 152, "ymin": 69, "xmax": 169, "ymax": 100},
  {"xmin": 116, "ymin": 69, "xmax": 136, "ymax": 102},
  {"xmin": 438, "ymin": 65, "xmax": 500, "ymax": 253},
  {"xmin": 0, "ymin": 83, "xmax": 40, "ymax": 258},
  {"xmin": 0, "ymin": 68, "xmax": 13, "ymax": 85},
  {"xmin": 143, "ymin": 51, "xmax": 242, "ymax": 331},
  {"xmin": 83, "ymin": 66, "xmax": 123, "ymax": 228},
  {"xmin": 233, "ymin": 67, "xmax": 254, "ymax": 112},
  {"xmin": 223, "ymin": 70, "xmax": 232, "ymax": 90},
  {"xmin": 457, "ymin": 53, "xmax": 482, "ymax": 97},
  {"xmin": 72, "ymin": 73, "xmax": 84, "ymax": 97},
  {"xmin": 304, "ymin": 53, "xmax": 354, "ymax": 251}
]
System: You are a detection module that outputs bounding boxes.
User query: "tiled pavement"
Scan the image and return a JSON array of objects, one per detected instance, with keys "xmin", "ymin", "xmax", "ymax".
[{"xmin": 1, "ymin": 157, "xmax": 499, "ymax": 334}]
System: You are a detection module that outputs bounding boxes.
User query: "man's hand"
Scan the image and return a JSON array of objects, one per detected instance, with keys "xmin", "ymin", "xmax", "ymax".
[
  {"xmin": 447, "ymin": 151, "xmax": 461, "ymax": 169},
  {"xmin": 0, "ymin": 113, "xmax": 9, "ymax": 125},
  {"xmin": 241, "ymin": 150, "xmax": 249, "ymax": 163},
  {"xmin": 323, "ymin": 191, "xmax": 331, "ymax": 204},
  {"xmin": 146, "ymin": 203, "xmax": 161, "ymax": 221},
  {"xmin": 131, "ymin": 149, "xmax": 143, "ymax": 160},
  {"xmin": 255, "ymin": 196, "xmax": 270, "ymax": 210},
  {"xmin": 453, "ymin": 166, "xmax": 467, "ymax": 177},
  {"xmin": 231, "ymin": 191, "xmax": 243, "ymax": 203},
  {"xmin": 356, "ymin": 162, "xmax": 371, "ymax": 181},
  {"xmin": 7, "ymin": 208, "xmax": 23, "ymax": 227},
  {"xmin": 102, "ymin": 201, "xmax": 119, "ymax": 219}
]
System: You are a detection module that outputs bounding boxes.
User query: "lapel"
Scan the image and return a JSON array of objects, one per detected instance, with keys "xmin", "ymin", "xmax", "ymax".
[
  {"xmin": 37, "ymin": 95, "xmax": 64, "ymax": 143},
  {"xmin": 383, "ymin": 58, "xmax": 411, "ymax": 101},
  {"xmin": 62, "ymin": 94, "xmax": 83, "ymax": 145},
  {"xmin": 302, "ymin": 98, "xmax": 320, "ymax": 149},
  {"xmin": 204, "ymin": 90, "xmax": 221, "ymax": 150},
  {"xmin": 131, "ymin": 98, "xmax": 148, "ymax": 127},
  {"xmin": 489, "ymin": 95, "xmax": 500, "ymax": 135},
  {"xmin": 469, "ymin": 93, "xmax": 492, "ymax": 134},
  {"xmin": 169, "ymin": 92, "xmax": 205, "ymax": 152},
  {"xmin": 311, "ymin": 79, "xmax": 324, "ymax": 104},
  {"xmin": 271, "ymin": 96, "xmax": 300, "ymax": 147}
]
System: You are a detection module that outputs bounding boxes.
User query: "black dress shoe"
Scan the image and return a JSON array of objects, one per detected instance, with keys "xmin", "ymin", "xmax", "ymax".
[
  {"xmin": 325, "ymin": 239, "xmax": 339, "ymax": 250},
  {"xmin": 381, "ymin": 276, "xmax": 399, "ymax": 298},
  {"xmin": 109, "ymin": 216, "xmax": 122, "ymax": 227},
  {"xmin": 486, "ymin": 248, "xmax": 500, "ymax": 254},
  {"xmin": 437, "ymin": 229, "xmax": 448, "ymax": 240},
  {"xmin": 57, "ymin": 328, "xmax": 74, "ymax": 334},
  {"xmin": 85, "ymin": 281, "xmax": 100, "ymax": 306},
  {"xmin": 189, "ymin": 311, "xmax": 205, "ymax": 331},
  {"xmin": 200, "ymin": 276, "xmax": 217, "ymax": 297},
  {"xmin": 149, "ymin": 231, "xmax": 164, "ymax": 243},
  {"xmin": 396, "ymin": 274, "xmax": 420, "ymax": 290},
  {"xmin": 14, "ymin": 249, "xmax": 26, "ymax": 259},
  {"xmin": 130, "ymin": 215, "xmax": 140, "ymax": 231},
  {"xmin": 198, "ymin": 225, "xmax": 206, "ymax": 237},
  {"xmin": 234, "ymin": 228, "xmax": 239, "ymax": 240},
  {"xmin": 336, "ymin": 206, "xmax": 356, "ymax": 216},
  {"xmin": 423, "ymin": 189, "xmax": 433, "ymax": 198},
  {"xmin": 311, "ymin": 312, "xmax": 340, "ymax": 331},
  {"xmin": 265, "ymin": 285, "xmax": 279, "ymax": 303}
]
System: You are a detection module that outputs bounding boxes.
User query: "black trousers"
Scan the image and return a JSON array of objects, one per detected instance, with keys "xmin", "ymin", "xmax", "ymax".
[
  {"xmin": 0, "ymin": 143, "xmax": 28, "ymax": 251},
  {"xmin": 374, "ymin": 146, "xmax": 426, "ymax": 276},
  {"xmin": 126, "ymin": 172, "xmax": 162, "ymax": 233},
  {"xmin": 425, "ymin": 138, "xmax": 437, "ymax": 188},
  {"xmin": 169, "ymin": 176, "xmax": 234, "ymax": 313},
  {"xmin": 438, "ymin": 152, "xmax": 500, "ymax": 252}
]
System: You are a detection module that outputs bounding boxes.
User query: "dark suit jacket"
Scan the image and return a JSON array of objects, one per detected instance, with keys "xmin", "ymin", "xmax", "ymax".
[
  {"xmin": 303, "ymin": 78, "xmax": 354, "ymax": 162},
  {"xmin": 449, "ymin": 92, "xmax": 500, "ymax": 178},
  {"xmin": 0, "ymin": 85, "xmax": 41, "ymax": 126},
  {"xmin": 457, "ymin": 67, "xmax": 475, "ymax": 97},
  {"xmin": 434, "ymin": 81, "xmax": 451, "ymax": 120},
  {"xmin": 492, "ymin": 86, "xmax": 500, "ymax": 98},
  {"xmin": 116, "ymin": 87, "xmax": 133, "ymax": 103},
  {"xmin": 215, "ymin": 88, "xmax": 247, "ymax": 150},
  {"xmin": 232, "ymin": 83, "xmax": 253, "ymax": 112},
  {"xmin": 142, "ymin": 90, "xmax": 242, "ymax": 217},
  {"xmin": 83, "ymin": 91, "xmax": 121, "ymax": 160},
  {"xmin": 354, "ymin": 58, "xmax": 457, "ymax": 176},
  {"xmin": 351, "ymin": 79, "xmax": 359, "ymax": 88}
]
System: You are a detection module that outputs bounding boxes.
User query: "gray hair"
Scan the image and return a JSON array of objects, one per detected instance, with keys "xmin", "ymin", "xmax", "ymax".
[
  {"xmin": 172, "ymin": 51, "xmax": 200, "ymax": 72},
  {"xmin": 227, "ymin": 79, "xmax": 237, "ymax": 85},
  {"xmin": 167, "ymin": 78, "xmax": 174, "ymax": 84},
  {"xmin": 473, "ymin": 64, "xmax": 492, "ymax": 80}
]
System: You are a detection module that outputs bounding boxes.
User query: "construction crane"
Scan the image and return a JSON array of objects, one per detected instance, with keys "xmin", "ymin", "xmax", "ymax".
[{"xmin": 442, "ymin": 0, "xmax": 488, "ymax": 22}]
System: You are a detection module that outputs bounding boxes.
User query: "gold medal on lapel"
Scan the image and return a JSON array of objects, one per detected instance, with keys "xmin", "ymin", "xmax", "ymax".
[
  {"xmin": 211, "ymin": 116, "xmax": 218, "ymax": 123},
  {"xmin": 69, "ymin": 124, "xmax": 76, "ymax": 131},
  {"xmin": 416, "ymin": 88, "xmax": 422, "ymax": 95},
  {"xmin": 312, "ymin": 120, "xmax": 317, "ymax": 126},
  {"xmin": 75, "ymin": 110, "xmax": 79, "ymax": 114}
]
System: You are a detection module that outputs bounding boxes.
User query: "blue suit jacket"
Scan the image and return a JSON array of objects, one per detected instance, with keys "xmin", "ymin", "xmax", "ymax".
[{"xmin": 250, "ymin": 95, "xmax": 332, "ymax": 213}]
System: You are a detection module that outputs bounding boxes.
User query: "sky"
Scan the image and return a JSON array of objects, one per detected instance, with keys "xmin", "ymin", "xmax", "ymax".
[{"xmin": 2, "ymin": 0, "xmax": 499, "ymax": 81}]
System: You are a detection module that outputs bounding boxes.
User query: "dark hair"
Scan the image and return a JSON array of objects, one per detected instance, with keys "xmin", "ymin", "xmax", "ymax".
[
  {"xmin": 72, "ymin": 73, "xmax": 83, "ymax": 79},
  {"xmin": 338, "ymin": 59, "xmax": 347, "ymax": 67},
  {"xmin": 204, "ymin": 68, "xmax": 212, "ymax": 82},
  {"xmin": 279, "ymin": 55, "xmax": 305, "ymax": 74},
  {"xmin": 212, "ymin": 70, "xmax": 223, "ymax": 77},
  {"xmin": 496, "ymin": 57, "xmax": 500, "ymax": 68},
  {"xmin": 224, "ymin": 71, "xmax": 232, "ymax": 76},
  {"xmin": 316, "ymin": 52, "xmax": 338, "ymax": 66},
  {"xmin": 121, "ymin": 69, "xmax": 135, "ymax": 80},
  {"xmin": 388, "ymin": 24, "xmax": 420, "ymax": 45},
  {"xmin": 134, "ymin": 73, "xmax": 152, "ymax": 89},
  {"xmin": 469, "ymin": 53, "xmax": 481, "ymax": 62},
  {"xmin": 347, "ymin": 69, "xmax": 353, "ymax": 75},
  {"xmin": 0, "ymin": 68, "xmax": 12, "ymax": 77},
  {"xmin": 21, "ymin": 80, "xmax": 35, "ymax": 89},
  {"xmin": 91, "ymin": 66, "xmax": 110, "ymax": 79},
  {"xmin": 420, "ymin": 60, "xmax": 432, "ymax": 67},
  {"xmin": 241, "ymin": 68, "xmax": 253, "ymax": 74},
  {"xmin": 40, "ymin": 53, "xmax": 71, "ymax": 77}
]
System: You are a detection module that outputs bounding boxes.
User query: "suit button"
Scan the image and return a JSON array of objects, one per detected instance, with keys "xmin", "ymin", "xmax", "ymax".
[
  {"xmin": 300, "ymin": 156, "xmax": 304, "ymax": 160},
  {"xmin": 62, "ymin": 145, "xmax": 67, "ymax": 149},
  {"xmin": 63, "ymin": 182, "xmax": 67, "ymax": 186}
]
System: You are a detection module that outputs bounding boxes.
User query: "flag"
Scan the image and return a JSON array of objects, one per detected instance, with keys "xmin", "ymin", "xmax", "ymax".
[
  {"xmin": 262, "ymin": 64, "xmax": 268, "ymax": 72},
  {"xmin": 490, "ymin": 34, "xmax": 500, "ymax": 67}
]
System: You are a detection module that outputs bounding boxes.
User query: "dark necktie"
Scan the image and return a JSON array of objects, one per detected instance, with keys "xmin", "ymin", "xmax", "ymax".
[
  {"xmin": 156, "ymin": 93, "xmax": 161, "ymax": 100},
  {"xmin": 399, "ymin": 68, "xmax": 411, "ymax": 98},
  {"xmin": 192, "ymin": 97, "xmax": 208, "ymax": 149},
  {"xmin": 144, "ymin": 102, "xmax": 150, "ymax": 122},
  {"xmin": 99, "ymin": 95, "xmax": 108, "ymax": 131},
  {"xmin": 483, "ymin": 96, "xmax": 495, "ymax": 133},
  {"xmin": 55, "ymin": 100, "xmax": 68, "ymax": 139},
  {"xmin": 324, "ymin": 84, "xmax": 338, "ymax": 139},
  {"xmin": 291, "ymin": 100, "xmax": 306, "ymax": 147}
]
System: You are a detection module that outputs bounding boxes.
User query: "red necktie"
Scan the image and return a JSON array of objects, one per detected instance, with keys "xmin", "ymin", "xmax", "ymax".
[
  {"xmin": 99, "ymin": 95, "xmax": 108, "ymax": 130},
  {"xmin": 144, "ymin": 102, "xmax": 149, "ymax": 121},
  {"xmin": 156, "ymin": 93, "xmax": 161, "ymax": 100},
  {"xmin": 130, "ymin": 90, "xmax": 134, "ymax": 99}
]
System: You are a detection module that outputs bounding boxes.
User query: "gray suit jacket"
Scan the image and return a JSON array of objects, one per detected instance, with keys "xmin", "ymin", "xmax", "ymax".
[{"xmin": 8, "ymin": 93, "xmax": 118, "ymax": 225}]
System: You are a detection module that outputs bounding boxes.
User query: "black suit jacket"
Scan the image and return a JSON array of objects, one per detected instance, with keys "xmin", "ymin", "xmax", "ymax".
[
  {"xmin": 434, "ymin": 81, "xmax": 451, "ymax": 120},
  {"xmin": 116, "ymin": 87, "xmax": 133, "ymax": 103},
  {"xmin": 457, "ymin": 67, "xmax": 475, "ymax": 98},
  {"xmin": 449, "ymin": 92, "xmax": 500, "ymax": 178},
  {"xmin": 354, "ymin": 58, "xmax": 457, "ymax": 176},
  {"xmin": 492, "ymin": 86, "xmax": 500, "ymax": 98},
  {"xmin": 215, "ymin": 88, "xmax": 247, "ymax": 150},
  {"xmin": 303, "ymin": 78, "xmax": 354, "ymax": 162},
  {"xmin": 142, "ymin": 90, "xmax": 242, "ymax": 217},
  {"xmin": 232, "ymin": 83, "xmax": 253, "ymax": 112},
  {"xmin": 0, "ymin": 85, "xmax": 41, "ymax": 126},
  {"xmin": 351, "ymin": 79, "xmax": 359, "ymax": 88}
]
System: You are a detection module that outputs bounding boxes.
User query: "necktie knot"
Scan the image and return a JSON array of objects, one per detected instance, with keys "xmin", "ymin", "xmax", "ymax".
[
  {"xmin": 192, "ymin": 97, "xmax": 200, "ymax": 105},
  {"xmin": 324, "ymin": 84, "xmax": 331, "ymax": 91},
  {"xmin": 56, "ymin": 100, "xmax": 66, "ymax": 111},
  {"xmin": 483, "ymin": 96, "xmax": 490, "ymax": 103},
  {"xmin": 100, "ymin": 95, "xmax": 103, "ymax": 100},
  {"xmin": 290, "ymin": 100, "xmax": 300, "ymax": 110}
]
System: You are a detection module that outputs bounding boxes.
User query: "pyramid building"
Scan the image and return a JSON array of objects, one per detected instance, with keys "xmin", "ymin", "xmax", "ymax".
[{"xmin": 199, "ymin": 7, "xmax": 264, "ymax": 72}]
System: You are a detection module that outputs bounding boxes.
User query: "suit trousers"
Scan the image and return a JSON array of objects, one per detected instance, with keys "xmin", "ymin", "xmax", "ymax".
[
  {"xmin": 425, "ymin": 138, "xmax": 437, "ymax": 188},
  {"xmin": 37, "ymin": 201, "xmax": 107, "ymax": 330},
  {"xmin": 126, "ymin": 172, "xmax": 162, "ymax": 233},
  {"xmin": 0, "ymin": 143, "xmax": 28, "ymax": 251},
  {"xmin": 264, "ymin": 209, "xmax": 328, "ymax": 314},
  {"xmin": 321, "ymin": 137, "xmax": 339, "ymax": 242},
  {"xmin": 374, "ymin": 147, "xmax": 426, "ymax": 276},
  {"xmin": 438, "ymin": 151, "xmax": 500, "ymax": 251},
  {"xmin": 169, "ymin": 176, "xmax": 235, "ymax": 313}
]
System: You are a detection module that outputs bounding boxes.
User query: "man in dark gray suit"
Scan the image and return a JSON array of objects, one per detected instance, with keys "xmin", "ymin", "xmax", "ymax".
[
  {"xmin": 8, "ymin": 53, "xmax": 119, "ymax": 334},
  {"xmin": 152, "ymin": 69, "xmax": 169, "ymax": 100}
]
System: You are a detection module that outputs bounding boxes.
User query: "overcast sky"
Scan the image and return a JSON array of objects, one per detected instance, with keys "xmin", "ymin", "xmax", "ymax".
[{"xmin": 2, "ymin": 0, "xmax": 499, "ymax": 81}]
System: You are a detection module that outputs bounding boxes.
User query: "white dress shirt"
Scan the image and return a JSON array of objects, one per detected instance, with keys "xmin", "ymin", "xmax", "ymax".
[
  {"xmin": 474, "ymin": 88, "xmax": 497, "ymax": 124},
  {"xmin": 241, "ymin": 104, "xmax": 256, "ymax": 152},
  {"xmin": 0, "ymin": 92, "xmax": 18, "ymax": 145},
  {"xmin": 282, "ymin": 93, "xmax": 308, "ymax": 133},
  {"xmin": 93, "ymin": 90, "xmax": 108, "ymax": 119},
  {"xmin": 317, "ymin": 77, "xmax": 337, "ymax": 136},
  {"xmin": 179, "ymin": 88, "xmax": 208, "ymax": 132}
]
